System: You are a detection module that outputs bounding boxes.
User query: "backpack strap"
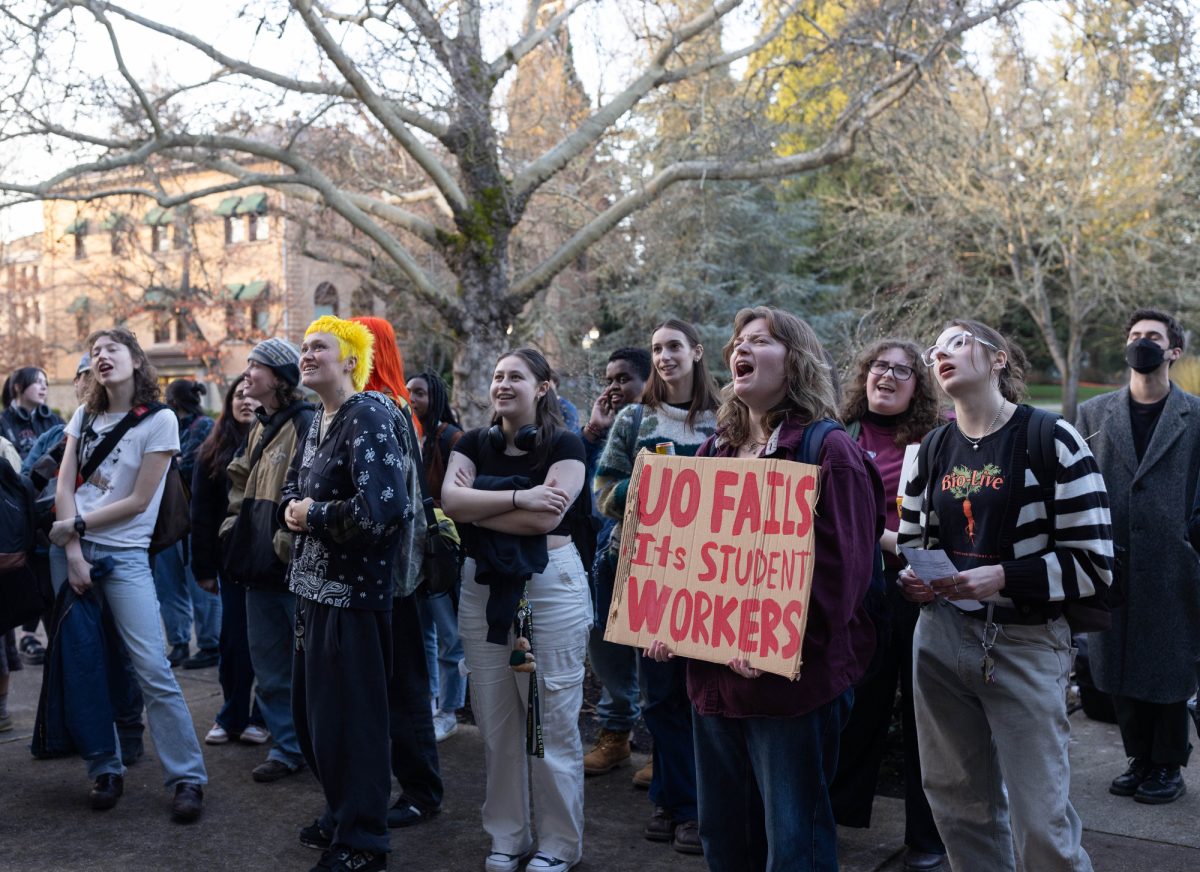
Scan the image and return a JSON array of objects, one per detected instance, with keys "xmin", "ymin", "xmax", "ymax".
[
  {"xmin": 1026, "ymin": 407, "xmax": 1061, "ymax": 519},
  {"xmin": 798, "ymin": 418, "xmax": 844, "ymax": 466},
  {"xmin": 247, "ymin": 402, "xmax": 311, "ymax": 471},
  {"xmin": 77, "ymin": 403, "xmax": 165, "ymax": 484},
  {"xmin": 915, "ymin": 422, "xmax": 953, "ymax": 550}
]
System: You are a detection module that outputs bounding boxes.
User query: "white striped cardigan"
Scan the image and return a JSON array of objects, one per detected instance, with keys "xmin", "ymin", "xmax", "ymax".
[{"xmin": 897, "ymin": 410, "xmax": 1114, "ymax": 606}]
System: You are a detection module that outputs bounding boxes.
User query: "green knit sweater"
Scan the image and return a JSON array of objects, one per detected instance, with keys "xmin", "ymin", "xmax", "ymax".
[{"xmin": 594, "ymin": 402, "xmax": 718, "ymax": 522}]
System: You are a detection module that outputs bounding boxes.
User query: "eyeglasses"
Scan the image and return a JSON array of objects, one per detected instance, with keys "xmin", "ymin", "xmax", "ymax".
[
  {"xmin": 922, "ymin": 331, "xmax": 998, "ymax": 367},
  {"xmin": 867, "ymin": 360, "xmax": 914, "ymax": 381}
]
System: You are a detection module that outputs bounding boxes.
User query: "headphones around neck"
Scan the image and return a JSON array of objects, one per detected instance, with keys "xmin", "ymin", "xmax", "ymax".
[{"xmin": 487, "ymin": 423, "xmax": 538, "ymax": 453}]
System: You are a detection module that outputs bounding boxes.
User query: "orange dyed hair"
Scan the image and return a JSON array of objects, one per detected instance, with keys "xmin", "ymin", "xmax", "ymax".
[{"xmin": 351, "ymin": 316, "xmax": 423, "ymax": 439}]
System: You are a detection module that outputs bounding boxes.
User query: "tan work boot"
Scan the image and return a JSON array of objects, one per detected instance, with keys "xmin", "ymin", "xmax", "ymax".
[
  {"xmin": 583, "ymin": 729, "xmax": 631, "ymax": 775},
  {"xmin": 633, "ymin": 756, "xmax": 653, "ymax": 789}
]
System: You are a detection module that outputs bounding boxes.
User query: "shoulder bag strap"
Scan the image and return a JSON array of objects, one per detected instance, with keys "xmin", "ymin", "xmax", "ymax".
[{"xmin": 77, "ymin": 404, "xmax": 161, "ymax": 483}]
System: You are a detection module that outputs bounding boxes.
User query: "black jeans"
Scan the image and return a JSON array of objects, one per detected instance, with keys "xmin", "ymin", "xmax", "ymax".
[{"xmin": 388, "ymin": 593, "xmax": 443, "ymax": 811}]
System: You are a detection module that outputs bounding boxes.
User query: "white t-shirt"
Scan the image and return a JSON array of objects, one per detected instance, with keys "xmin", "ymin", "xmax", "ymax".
[{"xmin": 66, "ymin": 405, "xmax": 180, "ymax": 549}]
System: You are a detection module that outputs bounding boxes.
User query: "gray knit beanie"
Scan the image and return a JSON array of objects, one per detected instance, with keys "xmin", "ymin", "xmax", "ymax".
[{"xmin": 248, "ymin": 337, "xmax": 301, "ymax": 387}]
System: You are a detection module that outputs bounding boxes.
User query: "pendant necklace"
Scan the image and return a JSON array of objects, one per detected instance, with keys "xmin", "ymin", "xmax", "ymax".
[{"xmin": 959, "ymin": 401, "xmax": 1006, "ymax": 451}]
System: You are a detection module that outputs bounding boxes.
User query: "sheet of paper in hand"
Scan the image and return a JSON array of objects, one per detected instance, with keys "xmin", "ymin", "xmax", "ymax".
[
  {"xmin": 898, "ymin": 545, "xmax": 983, "ymax": 612},
  {"xmin": 603, "ymin": 452, "xmax": 820, "ymax": 680}
]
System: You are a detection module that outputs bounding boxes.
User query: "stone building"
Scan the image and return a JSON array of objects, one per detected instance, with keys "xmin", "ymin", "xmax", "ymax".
[{"xmin": 5, "ymin": 164, "xmax": 367, "ymax": 413}]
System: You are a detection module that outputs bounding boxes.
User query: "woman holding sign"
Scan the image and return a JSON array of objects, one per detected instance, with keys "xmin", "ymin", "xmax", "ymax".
[
  {"xmin": 830, "ymin": 339, "xmax": 947, "ymax": 872},
  {"xmin": 897, "ymin": 320, "xmax": 1112, "ymax": 872},
  {"xmin": 649, "ymin": 307, "xmax": 885, "ymax": 871},
  {"xmin": 594, "ymin": 318, "xmax": 720, "ymax": 855},
  {"xmin": 442, "ymin": 348, "xmax": 590, "ymax": 872}
]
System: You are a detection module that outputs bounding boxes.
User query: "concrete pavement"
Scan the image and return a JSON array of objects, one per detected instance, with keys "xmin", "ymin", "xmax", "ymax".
[{"xmin": 1, "ymin": 653, "xmax": 1197, "ymax": 872}]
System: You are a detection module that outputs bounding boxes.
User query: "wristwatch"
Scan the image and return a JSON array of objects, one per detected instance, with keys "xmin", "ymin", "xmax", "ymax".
[{"xmin": 73, "ymin": 514, "xmax": 87, "ymax": 537}]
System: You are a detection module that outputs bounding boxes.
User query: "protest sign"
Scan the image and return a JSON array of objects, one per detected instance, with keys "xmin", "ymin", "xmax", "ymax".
[{"xmin": 603, "ymin": 452, "xmax": 820, "ymax": 680}]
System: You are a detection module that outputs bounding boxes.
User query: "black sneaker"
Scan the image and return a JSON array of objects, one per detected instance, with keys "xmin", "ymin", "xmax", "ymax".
[
  {"xmin": 171, "ymin": 783, "xmax": 204, "ymax": 823},
  {"xmin": 183, "ymin": 648, "xmax": 219, "ymax": 669},
  {"xmin": 1109, "ymin": 758, "xmax": 1152, "ymax": 796},
  {"xmin": 328, "ymin": 847, "xmax": 387, "ymax": 872},
  {"xmin": 167, "ymin": 643, "xmax": 190, "ymax": 667},
  {"xmin": 644, "ymin": 805, "xmax": 675, "ymax": 842},
  {"xmin": 1135, "ymin": 766, "xmax": 1187, "ymax": 804},
  {"xmin": 19, "ymin": 634, "xmax": 45, "ymax": 666},
  {"xmin": 300, "ymin": 819, "xmax": 333, "ymax": 851}
]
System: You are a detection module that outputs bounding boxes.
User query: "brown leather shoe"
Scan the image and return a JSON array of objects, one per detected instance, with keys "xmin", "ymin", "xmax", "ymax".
[
  {"xmin": 171, "ymin": 782, "xmax": 204, "ymax": 823},
  {"xmin": 632, "ymin": 757, "xmax": 653, "ymax": 790},
  {"xmin": 583, "ymin": 729, "xmax": 631, "ymax": 775},
  {"xmin": 90, "ymin": 774, "xmax": 124, "ymax": 811},
  {"xmin": 672, "ymin": 820, "xmax": 703, "ymax": 855},
  {"xmin": 644, "ymin": 806, "xmax": 675, "ymax": 842}
]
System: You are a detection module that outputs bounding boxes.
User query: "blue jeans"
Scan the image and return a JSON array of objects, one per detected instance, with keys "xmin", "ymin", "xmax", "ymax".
[
  {"xmin": 215, "ymin": 578, "xmax": 264, "ymax": 734},
  {"xmin": 51, "ymin": 542, "xmax": 208, "ymax": 788},
  {"xmin": 587, "ymin": 532, "xmax": 640, "ymax": 731},
  {"xmin": 417, "ymin": 589, "xmax": 466, "ymax": 713},
  {"xmin": 245, "ymin": 587, "xmax": 304, "ymax": 768},
  {"xmin": 151, "ymin": 538, "xmax": 222, "ymax": 650},
  {"xmin": 641, "ymin": 656, "xmax": 697, "ymax": 821},
  {"xmin": 693, "ymin": 690, "xmax": 852, "ymax": 872}
]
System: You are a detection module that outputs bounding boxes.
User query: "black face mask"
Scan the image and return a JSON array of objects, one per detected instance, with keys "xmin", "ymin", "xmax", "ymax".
[{"xmin": 1125, "ymin": 338, "xmax": 1167, "ymax": 374}]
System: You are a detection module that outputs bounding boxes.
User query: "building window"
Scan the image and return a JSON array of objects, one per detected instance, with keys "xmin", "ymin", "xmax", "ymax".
[
  {"xmin": 251, "ymin": 303, "xmax": 270, "ymax": 333},
  {"xmin": 225, "ymin": 304, "xmax": 246, "ymax": 338},
  {"xmin": 75, "ymin": 311, "xmax": 90, "ymax": 342},
  {"xmin": 314, "ymin": 282, "xmax": 339, "ymax": 318},
  {"xmin": 74, "ymin": 228, "xmax": 87, "ymax": 260},
  {"xmin": 173, "ymin": 221, "xmax": 189, "ymax": 249},
  {"xmin": 225, "ymin": 215, "xmax": 245, "ymax": 245},
  {"xmin": 111, "ymin": 231, "xmax": 124, "ymax": 256},
  {"xmin": 152, "ymin": 225, "xmax": 171, "ymax": 252},
  {"xmin": 153, "ymin": 313, "xmax": 173, "ymax": 344},
  {"xmin": 247, "ymin": 212, "xmax": 269, "ymax": 242}
]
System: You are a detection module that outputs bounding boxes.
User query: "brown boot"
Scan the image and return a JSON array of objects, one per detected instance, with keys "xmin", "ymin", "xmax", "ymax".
[
  {"xmin": 633, "ymin": 756, "xmax": 653, "ymax": 789},
  {"xmin": 583, "ymin": 729, "xmax": 631, "ymax": 775}
]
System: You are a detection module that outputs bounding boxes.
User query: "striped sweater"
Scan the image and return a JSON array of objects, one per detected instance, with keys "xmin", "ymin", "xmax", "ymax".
[
  {"xmin": 594, "ymin": 402, "xmax": 717, "ymax": 521},
  {"xmin": 897, "ymin": 408, "xmax": 1114, "ymax": 605}
]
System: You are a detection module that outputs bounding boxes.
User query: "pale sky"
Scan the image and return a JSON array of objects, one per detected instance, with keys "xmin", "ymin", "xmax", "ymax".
[{"xmin": 0, "ymin": 0, "xmax": 1064, "ymax": 243}]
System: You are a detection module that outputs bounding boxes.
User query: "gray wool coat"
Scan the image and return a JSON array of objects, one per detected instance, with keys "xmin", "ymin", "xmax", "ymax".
[{"xmin": 1075, "ymin": 384, "xmax": 1200, "ymax": 703}]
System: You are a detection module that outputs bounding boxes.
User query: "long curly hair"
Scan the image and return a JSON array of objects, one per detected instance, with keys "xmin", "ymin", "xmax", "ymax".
[
  {"xmin": 82, "ymin": 327, "xmax": 160, "ymax": 414},
  {"xmin": 716, "ymin": 307, "xmax": 837, "ymax": 447},
  {"xmin": 839, "ymin": 338, "xmax": 942, "ymax": 446}
]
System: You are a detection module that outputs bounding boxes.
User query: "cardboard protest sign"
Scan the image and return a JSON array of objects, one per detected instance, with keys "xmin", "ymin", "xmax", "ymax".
[{"xmin": 603, "ymin": 452, "xmax": 820, "ymax": 680}]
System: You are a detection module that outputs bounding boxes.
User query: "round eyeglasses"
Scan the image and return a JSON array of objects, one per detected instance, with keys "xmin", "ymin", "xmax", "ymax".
[
  {"xmin": 868, "ymin": 360, "xmax": 914, "ymax": 381},
  {"xmin": 922, "ymin": 331, "xmax": 998, "ymax": 367}
]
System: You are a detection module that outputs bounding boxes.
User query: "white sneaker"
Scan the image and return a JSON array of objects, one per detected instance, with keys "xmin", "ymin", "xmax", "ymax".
[
  {"xmin": 204, "ymin": 723, "xmax": 229, "ymax": 745},
  {"xmin": 239, "ymin": 724, "xmax": 270, "ymax": 745},
  {"xmin": 434, "ymin": 711, "xmax": 458, "ymax": 743},
  {"xmin": 484, "ymin": 852, "xmax": 522, "ymax": 872}
]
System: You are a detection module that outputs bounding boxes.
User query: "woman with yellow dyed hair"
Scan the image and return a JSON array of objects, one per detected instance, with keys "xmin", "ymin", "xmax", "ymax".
[{"xmin": 281, "ymin": 315, "xmax": 415, "ymax": 872}]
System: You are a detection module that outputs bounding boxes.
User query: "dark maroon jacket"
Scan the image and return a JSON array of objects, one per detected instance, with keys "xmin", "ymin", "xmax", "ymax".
[{"xmin": 686, "ymin": 414, "xmax": 885, "ymax": 718}]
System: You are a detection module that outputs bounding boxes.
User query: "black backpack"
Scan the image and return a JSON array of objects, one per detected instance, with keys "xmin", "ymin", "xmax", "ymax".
[
  {"xmin": 915, "ymin": 407, "xmax": 1122, "ymax": 633},
  {"xmin": 799, "ymin": 418, "xmax": 891, "ymax": 684},
  {"xmin": 0, "ymin": 458, "xmax": 47, "ymax": 634}
]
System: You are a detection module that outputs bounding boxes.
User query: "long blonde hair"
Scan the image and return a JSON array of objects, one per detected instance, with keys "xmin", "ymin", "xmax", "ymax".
[{"xmin": 717, "ymin": 307, "xmax": 837, "ymax": 447}]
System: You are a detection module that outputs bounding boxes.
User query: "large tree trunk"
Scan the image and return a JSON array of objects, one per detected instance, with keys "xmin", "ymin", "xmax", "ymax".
[
  {"xmin": 1062, "ymin": 320, "xmax": 1084, "ymax": 423},
  {"xmin": 451, "ymin": 247, "xmax": 516, "ymax": 429}
]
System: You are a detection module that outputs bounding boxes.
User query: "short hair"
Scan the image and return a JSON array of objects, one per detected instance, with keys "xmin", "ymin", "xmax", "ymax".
[
  {"xmin": 304, "ymin": 315, "xmax": 375, "ymax": 392},
  {"xmin": 607, "ymin": 346, "xmax": 651, "ymax": 381},
  {"xmin": 1126, "ymin": 307, "xmax": 1185, "ymax": 354}
]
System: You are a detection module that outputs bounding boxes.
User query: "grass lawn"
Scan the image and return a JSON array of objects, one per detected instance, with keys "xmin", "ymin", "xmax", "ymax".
[{"xmin": 1026, "ymin": 383, "xmax": 1119, "ymax": 402}]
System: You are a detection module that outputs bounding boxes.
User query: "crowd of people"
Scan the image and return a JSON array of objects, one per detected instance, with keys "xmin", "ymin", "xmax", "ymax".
[{"xmin": 2, "ymin": 303, "xmax": 1199, "ymax": 872}]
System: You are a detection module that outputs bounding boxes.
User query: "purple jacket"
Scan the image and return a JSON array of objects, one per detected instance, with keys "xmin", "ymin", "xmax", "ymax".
[{"xmin": 686, "ymin": 414, "xmax": 885, "ymax": 718}]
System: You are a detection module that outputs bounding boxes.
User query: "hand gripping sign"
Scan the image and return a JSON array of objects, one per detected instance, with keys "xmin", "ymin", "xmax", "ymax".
[{"xmin": 604, "ymin": 452, "xmax": 820, "ymax": 680}]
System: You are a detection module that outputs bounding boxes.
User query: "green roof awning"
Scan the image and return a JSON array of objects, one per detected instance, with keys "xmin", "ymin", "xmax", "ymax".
[
  {"xmin": 144, "ymin": 288, "xmax": 172, "ymax": 305},
  {"xmin": 143, "ymin": 207, "xmax": 173, "ymax": 226},
  {"xmin": 100, "ymin": 212, "xmax": 125, "ymax": 230},
  {"xmin": 67, "ymin": 295, "xmax": 90, "ymax": 313},
  {"xmin": 234, "ymin": 192, "xmax": 267, "ymax": 215},
  {"xmin": 214, "ymin": 196, "xmax": 241, "ymax": 217},
  {"xmin": 222, "ymin": 282, "xmax": 245, "ymax": 301},
  {"xmin": 64, "ymin": 218, "xmax": 88, "ymax": 235},
  {"xmin": 240, "ymin": 280, "xmax": 268, "ymax": 301}
]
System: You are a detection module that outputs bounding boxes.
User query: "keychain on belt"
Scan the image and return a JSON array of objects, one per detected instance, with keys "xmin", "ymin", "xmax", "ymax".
[{"xmin": 980, "ymin": 603, "xmax": 998, "ymax": 685}]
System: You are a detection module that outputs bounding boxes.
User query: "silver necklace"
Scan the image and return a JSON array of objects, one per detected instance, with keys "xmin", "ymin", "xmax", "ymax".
[{"xmin": 958, "ymin": 401, "xmax": 1006, "ymax": 451}]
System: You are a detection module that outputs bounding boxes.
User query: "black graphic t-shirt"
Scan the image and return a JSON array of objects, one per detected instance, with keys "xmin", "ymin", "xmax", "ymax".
[{"xmin": 930, "ymin": 415, "xmax": 1020, "ymax": 571}]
